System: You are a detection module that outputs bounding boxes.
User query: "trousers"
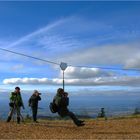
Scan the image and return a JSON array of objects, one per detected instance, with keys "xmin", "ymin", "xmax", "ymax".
[
  {"xmin": 31, "ymin": 106, "xmax": 38, "ymax": 121},
  {"xmin": 8, "ymin": 106, "xmax": 21, "ymax": 118}
]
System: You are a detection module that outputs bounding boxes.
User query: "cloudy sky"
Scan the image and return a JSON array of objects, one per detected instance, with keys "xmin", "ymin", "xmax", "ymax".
[{"xmin": 0, "ymin": 1, "xmax": 140, "ymax": 91}]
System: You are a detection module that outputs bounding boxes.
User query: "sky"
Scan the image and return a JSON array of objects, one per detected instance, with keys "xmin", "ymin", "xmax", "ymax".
[{"xmin": 0, "ymin": 1, "xmax": 140, "ymax": 92}]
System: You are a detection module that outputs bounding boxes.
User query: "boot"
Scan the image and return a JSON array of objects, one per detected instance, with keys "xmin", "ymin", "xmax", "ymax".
[
  {"xmin": 73, "ymin": 119, "xmax": 85, "ymax": 127},
  {"xmin": 6, "ymin": 116, "xmax": 11, "ymax": 122},
  {"xmin": 75, "ymin": 121, "xmax": 85, "ymax": 127},
  {"xmin": 78, "ymin": 120, "xmax": 85, "ymax": 123},
  {"xmin": 17, "ymin": 117, "xmax": 20, "ymax": 124}
]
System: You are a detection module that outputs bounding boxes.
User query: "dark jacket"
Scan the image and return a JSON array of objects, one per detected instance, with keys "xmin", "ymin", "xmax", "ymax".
[
  {"xmin": 29, "ymin": 94, "xmax": 41, "ymax": 107},
  {"xmin": 10, "ymin": 92, "xmax": 24, "ymax": 108},
  {"xmin": 54, "ymin": 93, "xmax": 69, "ymax": 117},
  {"xmin": 53, "ymin": 93, "xmax": 63, "ymax": 107}
]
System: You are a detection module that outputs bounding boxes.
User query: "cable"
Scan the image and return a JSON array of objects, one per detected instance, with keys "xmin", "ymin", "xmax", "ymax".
[
  {"xmin": 0, "ymin": 47, "xmax": 59, "ymax": 66},
  {"xmin": 0, "ymin": 47, "xmax": 140, "ymax": 72},
  {"xmin": 70, "ymin": 65, "xmax": 140, "ymax": 72}
]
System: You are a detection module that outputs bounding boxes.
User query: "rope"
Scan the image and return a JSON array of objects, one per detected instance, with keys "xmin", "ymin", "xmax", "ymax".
[{"xmin": 0, "ymin": 47, "xmax": 140, "ymax": 72}]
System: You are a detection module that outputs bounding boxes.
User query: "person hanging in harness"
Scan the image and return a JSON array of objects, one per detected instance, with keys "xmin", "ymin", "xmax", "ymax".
[
  {"xmin": 7, "ymin": 87, "xmax": 25, "ymax": 124},
  {"xmin": 53, "ymin": 88, "xmax": 85, "ymax": 127},
  {"xmin": 28, "ymin": 90, "xmax": 41, "ymax": 123}
]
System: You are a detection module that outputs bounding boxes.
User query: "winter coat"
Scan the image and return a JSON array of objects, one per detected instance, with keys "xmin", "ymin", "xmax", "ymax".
[
  {"xmin": 29, "ymin": 94, "xmax": 41, "ymax": 107},
  {"xmin": 54, "ymin": 93, "xmax": 69, "ymax": 117},
  {"xmin": 53, "ymin": 93, "xmax": 62, "ymax": 107},
  {"xmin": 10, "ymin": 92, "xmax": 24, "ymax": 107}
]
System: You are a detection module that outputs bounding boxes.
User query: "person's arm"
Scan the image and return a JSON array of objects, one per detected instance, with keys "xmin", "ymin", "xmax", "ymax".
[
  {"xmin": 66, "ymin": 97, "xmax": 69, "ymax": 106},
  {"xmin": 38, "ymin": 96, "xmax": 41, "ymax": 101},
  {"xmin": 28, "ymin": 97, "xmax": 31, "ymax": 106},
  {"xmin": 61, "ymin": 97, "xmax": 69, "ymax": 107},
  {"xmin": 10, "ymin": 92, "xmax": 15, "ymax": 102},
  {"xmin": 54, "ymin": 96, "xmax": 61, "ymax": 107},
  {"xmin": 20, "ymin": 94, "xmax": 25, "ymax": 109}
]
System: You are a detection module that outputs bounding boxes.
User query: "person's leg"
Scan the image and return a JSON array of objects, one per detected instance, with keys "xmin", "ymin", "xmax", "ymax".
[
  {"xmin": 32, "ymin": 106, "xmax": 37, "ymax": 122},
  {"xmin": 7, "ymin": 107, "xmax": 14, "ymax": 122},
  {"xmin": 35, "ymin": 107, "xmax": 38, "ymax": 121},
  {"xmin": 34, "ymin": 106, "xmax": 38, "ymax": 122},
  {"xmin": 67, "ymin": 111, "xmax": 85, "ymax": 126},
  {"xmin": 16, "ymin": 106, "xmax": 21, "ymax": 124}
]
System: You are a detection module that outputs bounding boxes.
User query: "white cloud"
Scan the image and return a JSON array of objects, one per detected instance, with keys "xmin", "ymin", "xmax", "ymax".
[
  {"xmin": 57, "ymin": 42, "xmax": 140, "ymax": 69},
  {"xmin": 124, "ymin": 54, "xmax": 140, "ymax": 69},
  {"xmin": 62, "ymin": 66, "xmax": 114, "ymax": 79},
  {"xmin": 3, "ymin": 78, "xmax": 51, "ymax": 85},
  {"xmin": 3, "ymin": 76, "xmax": 140, "ymax": 87},
  {"xmin": 6, "ymin": 19, "xmax": 64, "ymax": 49},
  {"xmin": 2, "ymin": 66, "xmax": 140, "ymax": 87}
]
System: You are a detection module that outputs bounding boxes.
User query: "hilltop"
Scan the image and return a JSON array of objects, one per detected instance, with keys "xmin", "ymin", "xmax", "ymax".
[{"xmin": 0, "ymin": 116, "xmax": 140, "ymax": 139}]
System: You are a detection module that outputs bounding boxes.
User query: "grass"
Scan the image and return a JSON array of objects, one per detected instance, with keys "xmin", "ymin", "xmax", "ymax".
[
  {"xmin": 109, "ymin": 114, "xmax": 140, "ymax": 120},
  {"xmin": 0, "ymin": 115, "xmax": 140, "ymax": 139}
]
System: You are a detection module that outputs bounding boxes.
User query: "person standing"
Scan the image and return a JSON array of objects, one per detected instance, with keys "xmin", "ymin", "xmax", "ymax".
[
  {"xmin": 53, "ymin": 88, "xmax": 85, "ymax": 127},
  {"xmin": 7, "ymin": 87, "xmax": 25, "ymax": 124},
  {"xmin": 29, "ymin": 90, "xmax": 41, "ymax": 123}
]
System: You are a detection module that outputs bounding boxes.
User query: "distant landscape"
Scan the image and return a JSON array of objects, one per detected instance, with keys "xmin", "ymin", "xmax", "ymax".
[{"xmin": 1, "ymin": 86, "xmax": 140, "ymax": 120}]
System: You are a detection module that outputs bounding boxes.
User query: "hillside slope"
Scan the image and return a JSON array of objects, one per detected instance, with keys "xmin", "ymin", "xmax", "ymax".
[{"xmin": 0, "ymin": 118, "xmax": 140, "ymax": 139}]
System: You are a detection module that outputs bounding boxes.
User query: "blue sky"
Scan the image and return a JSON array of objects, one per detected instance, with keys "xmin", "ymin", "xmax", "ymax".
[{"xmin": 0, "ymin": 1, "xmax": 140, "ymax": 90}]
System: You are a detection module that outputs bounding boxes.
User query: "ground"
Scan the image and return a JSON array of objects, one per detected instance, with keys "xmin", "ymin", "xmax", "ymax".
[{"xmin": 1, "ymin": 117, "xmax": 140, "ymax": 139}]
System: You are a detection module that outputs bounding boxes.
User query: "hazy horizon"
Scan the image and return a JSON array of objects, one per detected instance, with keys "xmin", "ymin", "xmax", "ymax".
[{"xmin": 0, "ymin": 84, "xmax": 140, "ymax": 119}]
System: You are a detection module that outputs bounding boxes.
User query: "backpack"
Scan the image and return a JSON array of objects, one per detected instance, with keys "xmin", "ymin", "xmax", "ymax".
[
  {"xmin": 9, "ymin": 102, "xmax": 14, "ymax": 107},
  {"xmin": 49, "ymin": 100, "xmax": 58, "ymax": 113}
]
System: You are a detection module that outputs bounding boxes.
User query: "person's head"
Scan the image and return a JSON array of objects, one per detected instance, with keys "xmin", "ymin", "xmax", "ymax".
[
  {"xmin": 34, "ymin": 90, "xmax": 41, "ymax": 96},
  {"xmin": 101, "ymin": 108, "xmax": 104, "ymax": 111},
  {"xmin": 57, "ymin": 88, "xmax": 64, "ymax": 96},
  {"xmin": 15, "ymin": 87, "xmax": 20, "ymax": 93},
  {"xmin": 63, "ymin": 92, "xmax": 68, "ymax": 97}
]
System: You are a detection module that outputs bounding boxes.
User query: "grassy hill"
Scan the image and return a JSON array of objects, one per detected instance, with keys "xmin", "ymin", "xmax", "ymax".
[{"xmin": 1, "ymin": 115, "xmax": 140, "ymax": 139}]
